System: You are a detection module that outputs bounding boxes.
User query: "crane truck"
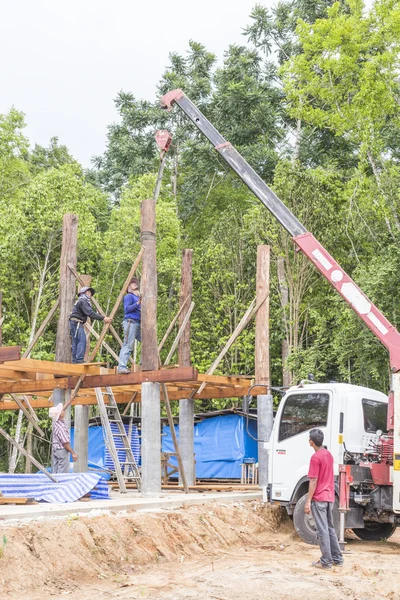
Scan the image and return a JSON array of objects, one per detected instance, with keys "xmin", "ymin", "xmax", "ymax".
[{"xmin": 160, "ymin": 89, "xmax": 400, "ymax": 545}]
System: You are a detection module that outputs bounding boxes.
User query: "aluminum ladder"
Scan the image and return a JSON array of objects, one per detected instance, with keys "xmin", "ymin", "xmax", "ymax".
[{"xmin": 94, "ymin": 386, "xmax": 141, "ymax": 492}]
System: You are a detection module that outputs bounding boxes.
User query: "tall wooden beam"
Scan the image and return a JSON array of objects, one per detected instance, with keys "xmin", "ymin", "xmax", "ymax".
[
  {"xmin": 141, "ymin": 198, "xmax": 161, "ymax": 494},
  {"xmin": 255, "ymin": 245, "xmax": 272, "ymax": 488},
  {"xmin": 54, "ymin": 213, "xmax": 78, "ymax": 469},
  {"xmin": 178, "ymin": 249, "xmax": 195, "ymax": 486}
]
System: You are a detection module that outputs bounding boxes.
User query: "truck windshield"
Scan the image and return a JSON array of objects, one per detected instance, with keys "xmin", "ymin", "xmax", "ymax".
[
  {"xmin": 362, "ymin": 399, "xmax": 387, "ymax": 433},
  {"xmin": 279, "ymin": 393, "xmax": 329, "ymax": 442}
]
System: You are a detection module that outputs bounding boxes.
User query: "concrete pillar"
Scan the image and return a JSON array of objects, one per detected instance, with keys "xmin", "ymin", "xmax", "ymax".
[
  {"xmin": 74, "ymin": 405, "xmax": 89, "ymax": 472},
  {"xmin": 141, "ymin": 382, "xmax": 161, "ymax": 495},
  {"xmin": 255, "ymin": 245, "xmax": 271, "ymax": 486},
  {"xmin": 179, "ymin": 399, "xmax": 195, "ymax": 485},
  {"xmin": 257, "ymin": 394, "xmax": 273, "ymax": 486}
]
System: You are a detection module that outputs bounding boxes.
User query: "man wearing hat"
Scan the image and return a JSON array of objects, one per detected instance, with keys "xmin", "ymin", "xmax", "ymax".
[
  {"xmin": 69, "ymin": 286, "xmax": 112, "ymax": 364},
  {"xmin": 117, "ymin": 277, "xmax": 141, "ymax": 374},
  {"xmin": 49, "ymin": 404, "xmax": 77, "ymax": 473}
]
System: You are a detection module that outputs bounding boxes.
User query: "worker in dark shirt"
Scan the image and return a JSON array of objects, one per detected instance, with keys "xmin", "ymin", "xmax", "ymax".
[
  {"xmin": 69, "ymin": 286, "xmax": 112, "ymax": 363},
  {"xmin": 117, "ymin": 277, "xmax": 141, "ymax": 374}
]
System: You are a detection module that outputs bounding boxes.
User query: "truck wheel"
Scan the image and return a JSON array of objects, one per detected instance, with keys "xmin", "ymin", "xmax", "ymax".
[
  {"xmin": 352, "ymin": 523, "xmax": 396, "ymax": 541},
  {"xmin": 293, "ymin": 493, "xmax": 340, "ymax": 545},
  {"xmin": 293, "ymin": 493, "xmax": 318, "ymax": 545}
]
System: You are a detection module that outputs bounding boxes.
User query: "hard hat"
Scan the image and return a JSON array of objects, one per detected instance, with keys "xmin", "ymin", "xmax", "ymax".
[
  {"xmin": 49, "ymin": 404, "xmax": 63, "ymax": 421},
  {"xmin": 78, "ymin": 286, "xmax": 95, "ymax": 296}
]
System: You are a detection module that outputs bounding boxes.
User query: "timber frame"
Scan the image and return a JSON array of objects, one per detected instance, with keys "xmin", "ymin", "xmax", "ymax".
[{"xmin": 0, "ymin": 352, "xmax": 260, "ymax": 411}]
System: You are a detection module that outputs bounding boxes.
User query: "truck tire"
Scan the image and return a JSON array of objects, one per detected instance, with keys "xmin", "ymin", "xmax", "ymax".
[
  {"xmin": 293, "ymin": 493, "xmax": 340, "ymax": 545},
  {"xmin": 352, "ymin": 523, "xmax": 396, "ymax": 541}
]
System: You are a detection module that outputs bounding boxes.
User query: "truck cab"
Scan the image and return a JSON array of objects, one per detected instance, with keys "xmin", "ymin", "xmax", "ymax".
[{"xmin": 267, "ymin": 382, "xmax": 393, "ymax": 543}]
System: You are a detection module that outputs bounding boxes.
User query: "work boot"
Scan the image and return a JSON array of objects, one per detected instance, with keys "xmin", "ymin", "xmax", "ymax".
[
  {"xmin": 312, "ymin": 560, "xmax": 331, "ymax": 570},
  {"xmin": 117, "ymin": 367, "xmax": 131, "ymax": 374}
]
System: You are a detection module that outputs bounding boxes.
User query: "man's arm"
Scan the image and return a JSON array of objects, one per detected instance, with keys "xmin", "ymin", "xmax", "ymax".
[
  {"xmin": 125, "ymin": 294, "xmax": 141, "ymax": 310},
  {"xmin": 63, "ymin": 442, "xmax": 77, "ymax": 461},
  {"xmin": 305, "ymin": 478, "xmax": 317, "ymax": 514},
  {"xmin": 81, "ymin": 298, "xmax": 112, "ymax": 323}
]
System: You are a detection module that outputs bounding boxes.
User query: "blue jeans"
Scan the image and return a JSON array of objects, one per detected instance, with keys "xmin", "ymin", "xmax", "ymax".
[
  {"xmin": 118, "ymin": 319, "xmax": 141, "ymax": 369},
  {"xmin": 311, "ymin": 501, "xmax": 343, "ymax": 567},
  {"xmin": 69, "ymin": 320, "xmax": 86, "ymax": 364}
]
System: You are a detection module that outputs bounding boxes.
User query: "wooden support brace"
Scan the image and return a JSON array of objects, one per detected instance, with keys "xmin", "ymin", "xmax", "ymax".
[{"xmin": 0, "ymin": 426, "xmax": 57, "ymax": 482}]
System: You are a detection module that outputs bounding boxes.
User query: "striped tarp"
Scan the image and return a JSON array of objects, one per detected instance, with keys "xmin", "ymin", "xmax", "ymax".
[
  {"xmin": 0, "ymin": 473, "xmax": 110, "ymax": 503},
  {"xmin": 104, "ymin": 423, "xmax": 140, "ymax": 471}
]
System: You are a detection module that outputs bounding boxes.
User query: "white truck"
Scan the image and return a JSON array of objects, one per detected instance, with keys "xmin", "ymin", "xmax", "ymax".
[
  {"xmin": 267, "ymin": 381, "xmax": 394, "ymax": 543},
  {"xmin": 161, "ymin": 89, "xmax": 400, "ymax": 545}
]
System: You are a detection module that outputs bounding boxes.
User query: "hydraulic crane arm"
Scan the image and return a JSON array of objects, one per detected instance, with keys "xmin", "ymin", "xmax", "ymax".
[{"xmin": 160, "ymin": 89, "xmax": 400, "ymax": 372}]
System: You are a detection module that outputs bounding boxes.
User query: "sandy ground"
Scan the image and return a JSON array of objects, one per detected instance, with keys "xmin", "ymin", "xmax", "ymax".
[{"xmin": 1, "ymin": 501, "xmax": 400, "ymax": 600}]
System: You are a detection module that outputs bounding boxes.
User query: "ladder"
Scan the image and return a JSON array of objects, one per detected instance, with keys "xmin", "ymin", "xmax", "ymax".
[{"xmin": 94, "ymin": 387, "xmax": 141, "ymax": 492}]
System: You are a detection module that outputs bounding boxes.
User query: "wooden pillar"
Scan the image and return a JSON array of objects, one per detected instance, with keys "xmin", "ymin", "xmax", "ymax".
[
  {"xmin": 140, "ymin": 199, "xmax": 161, "ymax": 494},
  {"xmin": 255, "ymin": 245, "xmax": 272, "ymax": 487},
  {"xmin": 55, "ymin": 214, "xmax": 78, "ymax": 364},
  {"xmin": 54, "ymin": 214, "xmax": 78, "ymax": 472},
  {"xmin": 178, "ymin": 249, "xmax": 195, "ymax": 485}
]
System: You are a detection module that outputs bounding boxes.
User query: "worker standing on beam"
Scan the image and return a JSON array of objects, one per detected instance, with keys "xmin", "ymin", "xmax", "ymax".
[
  {"xmin": 117, "ymin": 277, "xmax": 141, "ymax": 374},
  {"xmin": 69, "ymin": 286, "xmax": 112, "ymax": 363},
  {"xmin": 49, "ymin": 404, "xmax": 77, "ymax": 473}
]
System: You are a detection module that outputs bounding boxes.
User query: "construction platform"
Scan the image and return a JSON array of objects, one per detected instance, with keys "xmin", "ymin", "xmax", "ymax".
[{"xmin": 0, "ymin": 348, "xmax": 258, "ymax": 410}]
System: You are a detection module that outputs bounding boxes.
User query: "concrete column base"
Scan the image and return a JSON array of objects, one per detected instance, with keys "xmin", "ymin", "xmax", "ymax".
[
  {"xmin": 257, "ymin": 394, "xmax": 273, "ymax": 487},
  {"xmin": 179, "ymin": 398, "xmax": 195, "ymax": 485},
  {"xmin": 74, "ymin": 405, "xmax": 89, "ymax": 473},
  {"xmin": 141, "ymin": 381, "xmax": 161, "ymax": 495}
]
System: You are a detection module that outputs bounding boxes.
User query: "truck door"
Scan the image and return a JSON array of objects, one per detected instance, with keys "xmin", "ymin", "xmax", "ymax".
[{"xmin": 270, "ymin": 390, "xmax": 331, "ymax": 502}]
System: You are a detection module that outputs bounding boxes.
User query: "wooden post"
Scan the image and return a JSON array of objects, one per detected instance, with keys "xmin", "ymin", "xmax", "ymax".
[
  {"xmin": 255, "ymin": 245, "xmax": 272, "ymax": 488},
  {"xmin": 56, "ymin": 214, "xmax": 78, "ymax": 364},
  {"xmin": 54, "ymin": 213, "xmax": 78, "ymax": 471},
  {"xmin": 140, "ymin": 198, "xmax": 161, "ymax": 494},
  {"xmin": 178, "ymin": 250, "xmax": 195, "ymax": 485},
  {"xmin": 141, "ymin": 199, "xmax": 158, "ymax": 371}
]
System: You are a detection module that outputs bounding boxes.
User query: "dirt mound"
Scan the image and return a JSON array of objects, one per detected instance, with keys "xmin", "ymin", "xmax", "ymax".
[{"xmin": 0, "ymin": 501, "xmax": 288, "ymax": 595}]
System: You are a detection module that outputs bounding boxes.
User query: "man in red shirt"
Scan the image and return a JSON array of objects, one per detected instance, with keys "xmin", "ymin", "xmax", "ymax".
[{"xmin": 305, "ymin": 428, "xmax": 343, "ymax": 569}]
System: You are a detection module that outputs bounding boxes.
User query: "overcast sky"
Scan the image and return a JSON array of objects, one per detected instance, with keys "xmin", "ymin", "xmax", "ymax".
[{"xmin": 1, "ymin": 0, "xmax": 265, "ymax": 167}]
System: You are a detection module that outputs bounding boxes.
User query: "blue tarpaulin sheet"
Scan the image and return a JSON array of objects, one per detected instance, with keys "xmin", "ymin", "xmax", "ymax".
[
  {"xmin": 163, "ymin": 414, "xmax": 258, "ymax": 479},
  {"xmin": 71, "ymin": 424, "xmax": 140, "ymax": 473},
  {"xmin": 0, "ymin": 473, "xmax": 110, "ymax": 503}
]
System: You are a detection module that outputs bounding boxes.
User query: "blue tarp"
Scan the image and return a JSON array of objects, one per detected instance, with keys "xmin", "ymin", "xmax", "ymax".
[
  {"xmin": 0, "ymin": 473, "xmax": 110, "ymax": 503},
  {"xmin": 71, "ymin": 424, "xmax": 140, "ymax": 473},
  {"xmin": 163, "ymin": 414, "xmax": 258, "ymax": 479}
]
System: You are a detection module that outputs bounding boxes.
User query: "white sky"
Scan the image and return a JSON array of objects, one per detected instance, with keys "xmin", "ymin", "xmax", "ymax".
[
  {"xmin": 1, "ymin": 0, "xmax": 375, "ymax": 168},
  {"xmin": 1, "ymin": 0, "xmax": 262, "ymax": 167}
]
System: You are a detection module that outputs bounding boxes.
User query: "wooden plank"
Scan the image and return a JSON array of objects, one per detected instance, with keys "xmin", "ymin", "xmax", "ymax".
[
  {"xmin": 0, "ymin": 346, "xmax": 21, "ymax": 362},
  {"xmin": 0, "ymin": 366, "xmax": 198, "ymax": 394},
  {"xmin": 165, "ymin": 303, "xmax": 194, "ymax": 365},
  {"xmin": 0, "ymin": 497, "xmax": 34, "ymax": 505},
  {"xmin": 197, "ymin": 374, "xmax": 252, "ymax": 388},
  {"xmin": 0, "ymin": 369, "xmax": 37, "ymax": 380},
  {"xmin": 158, "ymin": 296, "xmax": 189, "ymax": 353},
  {"xmin": 1, "ymin": 359, "xmax": 103, "ymax": 376},
  {"xmin": 83, "ymin": 366, "xmax": 198, "ymax": 389}
]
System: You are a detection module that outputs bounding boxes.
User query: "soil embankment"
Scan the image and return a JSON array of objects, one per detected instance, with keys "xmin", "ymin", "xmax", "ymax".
[{"xmin": 1, "ymin": 501, "xmax": 400, "ymax": 599}]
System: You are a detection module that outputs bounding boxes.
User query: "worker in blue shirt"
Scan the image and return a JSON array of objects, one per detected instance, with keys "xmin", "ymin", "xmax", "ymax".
[{"xmin": 117, "ymin": 277, "xmax": 141, "ymax": 374}]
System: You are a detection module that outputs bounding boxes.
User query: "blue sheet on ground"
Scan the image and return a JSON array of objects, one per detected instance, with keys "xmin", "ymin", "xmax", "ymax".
[
  {"xmin": 0, "ymin": 473, "xmax": 110, "ymax": 503},
  {"xmin": 163, "ymin": 414, "xmax": 258, "ymax": 479}
]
